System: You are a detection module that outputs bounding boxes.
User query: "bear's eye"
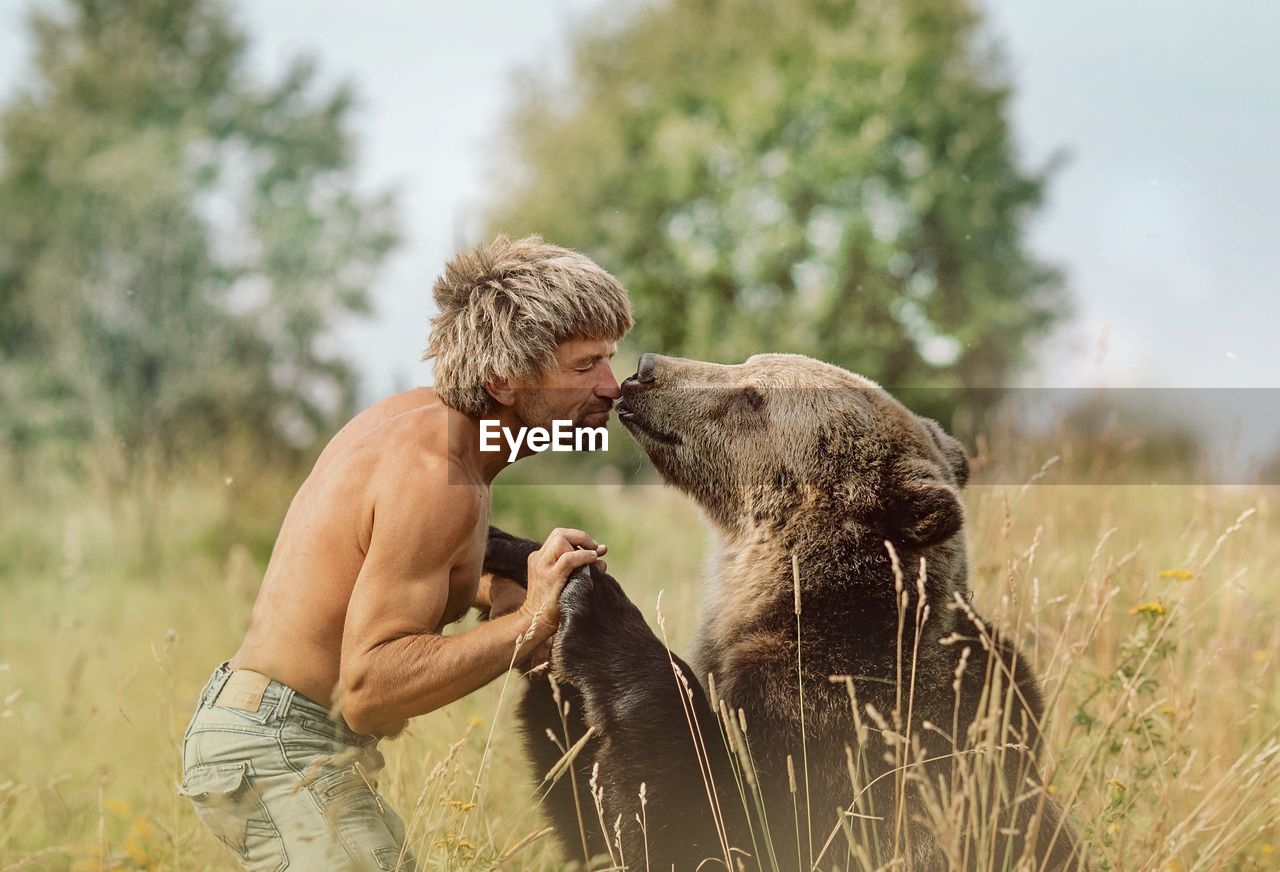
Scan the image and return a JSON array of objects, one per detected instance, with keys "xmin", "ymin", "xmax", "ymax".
[{"xmin": 739, "ymin": 386, "xmax": 765, "ymax": 412}]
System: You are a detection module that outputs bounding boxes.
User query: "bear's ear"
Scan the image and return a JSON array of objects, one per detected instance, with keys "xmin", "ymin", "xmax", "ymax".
[
  {"xmin": 887, "ymin": 462, "xmax": 965, "ymax": 546},
  {"xmin": 918, "ymin": 416, "xmax": 969, "ymax": 488}
]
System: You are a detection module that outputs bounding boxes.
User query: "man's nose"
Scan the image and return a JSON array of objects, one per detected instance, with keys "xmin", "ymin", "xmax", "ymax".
[{"xmin": 596, "ymin": 365, "xmax": 623, "ymax": 400}]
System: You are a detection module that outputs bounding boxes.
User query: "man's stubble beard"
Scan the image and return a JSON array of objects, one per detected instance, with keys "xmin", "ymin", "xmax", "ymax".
[{"xmin": 515, "ymin": 392, "xmax": 611, "ymax": 432}]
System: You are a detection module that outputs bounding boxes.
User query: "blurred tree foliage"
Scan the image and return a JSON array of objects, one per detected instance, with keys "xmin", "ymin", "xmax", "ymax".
[
  {"xmin": 0, "ymin": 0, "xmax": 397, "ymax": 486},
  {"xmin": 487, "ymin": 0, "xmax": 1066, "ymax": 422}
]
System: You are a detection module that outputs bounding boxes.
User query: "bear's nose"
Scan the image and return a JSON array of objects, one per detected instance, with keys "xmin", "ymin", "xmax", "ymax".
[{"xmin": 636, "ymin": 352, "xmax": 658, "ymax": 384}]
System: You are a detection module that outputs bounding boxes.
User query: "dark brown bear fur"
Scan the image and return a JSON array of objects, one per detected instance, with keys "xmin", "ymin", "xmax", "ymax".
[{"xmin": 485, "ymin": 353, "xmax": 1088, "ymax": 871}]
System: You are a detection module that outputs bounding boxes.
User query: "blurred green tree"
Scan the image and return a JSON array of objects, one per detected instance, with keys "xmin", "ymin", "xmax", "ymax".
[
  {"xmin": 486, "ymin": 0, "xmax": 1066, "ymax": 421},
  {"xmin": 0, "ymin": 0, "xmax": 397, "ymax": 486}
]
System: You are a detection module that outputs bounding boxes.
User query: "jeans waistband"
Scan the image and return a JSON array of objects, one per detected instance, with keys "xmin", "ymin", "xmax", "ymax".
[{"xmin": 198, "ymin": 659, "xmax": 378, "ymax": 747}]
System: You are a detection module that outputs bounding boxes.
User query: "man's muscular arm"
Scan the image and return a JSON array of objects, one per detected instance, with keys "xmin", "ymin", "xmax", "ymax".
[{"xmin": 338, "ymin": 459, "xmax": 599, "ymax": 735}]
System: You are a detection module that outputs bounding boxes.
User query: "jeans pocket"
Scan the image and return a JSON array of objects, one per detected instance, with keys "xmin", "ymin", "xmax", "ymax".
[
  {"xmin": 308, "ymin": 765, "xmax": 414, "ymax": 868},
  {"xmin": 310, "ymin": 764, "xmax": 383, "ymax": 814},
  {"xmin": 373, "ymin": 844, "xmax": 417, "ymax": 871},
  {"xmin": 179, "ymin": 761, "xmax": 288, "ymax": 872},
  {"xmin": 282, "ymin": 719, "xmax": 383, "ymax": 777}
]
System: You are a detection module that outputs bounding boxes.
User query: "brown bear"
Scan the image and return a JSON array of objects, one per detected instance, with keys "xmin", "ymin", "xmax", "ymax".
[{"xmin": 485, "ymin": 352, "xmax": 1087, "ymax": 870}]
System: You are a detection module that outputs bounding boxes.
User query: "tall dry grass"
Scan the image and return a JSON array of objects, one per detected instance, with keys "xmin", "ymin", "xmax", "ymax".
[{"xmin": 0, "ymin": 469, "xmax": 1277, "ymax": 869}]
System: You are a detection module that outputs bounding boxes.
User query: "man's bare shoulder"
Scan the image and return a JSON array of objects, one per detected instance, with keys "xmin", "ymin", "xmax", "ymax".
[
  {"xmin": 308, "ymin": 390, "xmax": 451, "ymax": 478},
  {"xmin": 322, "ymin": 387, "xmax": 444, "ymax": 456},
  {"xmin": 356, "ymin": 396, "xmax": 484, "ymax": 548},
  {"xmin": 305, "ymin": 388, "xmax": 479, "ymax": 528}
]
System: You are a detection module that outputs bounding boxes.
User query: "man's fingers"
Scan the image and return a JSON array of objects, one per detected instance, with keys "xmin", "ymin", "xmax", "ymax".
[
  {"xmin": 546, "ymin": 528, "xmax": 598, "ymax": 553},
  {"xmin": 553, "ymin": 548, "xmax": 599, "ymax": 576}
]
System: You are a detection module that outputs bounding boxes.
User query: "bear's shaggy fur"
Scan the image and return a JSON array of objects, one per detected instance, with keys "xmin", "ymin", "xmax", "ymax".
[{"xmin": 485, "ymin": 353, "xmax": 1087, "ymax": 870}]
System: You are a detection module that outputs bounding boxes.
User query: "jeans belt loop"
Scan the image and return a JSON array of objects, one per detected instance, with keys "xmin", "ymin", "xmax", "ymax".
[
  {"xmin": 203, "ymin": 661, "xmax": 234, "ymax": 708},
  {"xmin": 274, "ymin": 685, "xmax": 295, "ymax": 722}
]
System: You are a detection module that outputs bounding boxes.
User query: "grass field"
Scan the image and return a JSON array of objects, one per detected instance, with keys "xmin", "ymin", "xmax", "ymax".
[{"xmin": 1, "ymin": 471, "xmax": 1277, "ymax": 869}]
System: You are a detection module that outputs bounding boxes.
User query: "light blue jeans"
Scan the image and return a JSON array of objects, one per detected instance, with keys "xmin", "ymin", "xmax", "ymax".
[{"xmin": 179, "ymin": 661, "xmax": 419, "ymax": 870}]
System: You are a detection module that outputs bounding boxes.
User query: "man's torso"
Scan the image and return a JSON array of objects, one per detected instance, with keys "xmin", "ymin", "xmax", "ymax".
[{"xmin": 229, "ymin": 387, "xmax": 488, "ymax": 726}]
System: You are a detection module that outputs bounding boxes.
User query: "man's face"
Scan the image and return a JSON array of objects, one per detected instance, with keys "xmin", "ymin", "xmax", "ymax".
[{"xmin": 512, "ymin": 337, "xmax": 622, "ymax": 430}]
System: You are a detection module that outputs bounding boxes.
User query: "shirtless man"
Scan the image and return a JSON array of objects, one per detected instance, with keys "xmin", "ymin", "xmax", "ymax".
[{"xmin": 178, "ymin": 235, "xmax": 632, "ymax": 870}]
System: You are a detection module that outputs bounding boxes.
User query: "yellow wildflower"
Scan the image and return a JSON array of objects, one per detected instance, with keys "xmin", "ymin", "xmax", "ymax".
[
  {"xmin": 102, "ymin": 798, "xmax": 133, "ymax": 817},
  {"xmin": 1129, "ymin": 602, "xmax": 1167, "ymax": 617},
  {"xmin": 432, "ymin": 834, "xmax": 476, "ymax": 858},
  {"xmin": 1260, "ymin": 843, "xmax": 1276, "ymax": 855},
  {"xmin": 1253, "ymin": 650, "xmax": 1273, "ymax": 663},
  {"xmin": 123, "ymin": 816, "xmax": 164, "ymax": 865},
  {"xmin": 1157, "ymin": 568, "xmax": 1194, "ymax": 581}
]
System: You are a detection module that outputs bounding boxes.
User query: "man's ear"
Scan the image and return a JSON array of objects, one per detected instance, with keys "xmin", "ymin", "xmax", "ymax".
[{"xmin": 485, "ymin": 376, "xmax": 516, "ymax": 408}]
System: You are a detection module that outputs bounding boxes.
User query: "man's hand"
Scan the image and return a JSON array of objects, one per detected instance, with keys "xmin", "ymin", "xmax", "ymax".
[
  {"xmin": 483, "ymin": 531, "xmax": 607, "ymax": 672},
  {"xmin": 518, "ymin": 528, "xmax": 607, "ymax": 636}
]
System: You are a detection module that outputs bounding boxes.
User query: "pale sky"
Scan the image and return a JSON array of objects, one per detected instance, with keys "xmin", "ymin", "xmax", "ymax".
[{"xmin": 1, "ymin": 0, "xmax": 1277, "ymax": 408}]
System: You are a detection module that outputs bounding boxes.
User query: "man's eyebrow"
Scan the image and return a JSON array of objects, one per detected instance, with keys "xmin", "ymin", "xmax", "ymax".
[{"xmin": 569, "ymin": 347, "xmax": 616, "ymax": 366}]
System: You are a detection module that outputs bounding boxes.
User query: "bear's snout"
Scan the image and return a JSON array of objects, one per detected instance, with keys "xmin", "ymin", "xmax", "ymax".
[
  {"xmin": 621, "ymin": 352, "xmax": 661, "ymax": 395},
  {"xmin": 636, "ymin": 352, "xmax": 658, "ymax": 384}
]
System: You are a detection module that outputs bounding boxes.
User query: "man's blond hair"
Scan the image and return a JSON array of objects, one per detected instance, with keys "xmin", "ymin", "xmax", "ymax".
[{"xmin": 424, "ymin": 235, "xmax": 633, "ymax": 418}]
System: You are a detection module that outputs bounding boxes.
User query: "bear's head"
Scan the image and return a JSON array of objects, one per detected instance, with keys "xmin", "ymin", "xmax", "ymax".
[{"xmin": 617, "ymin": 352, "xmax": 969, "ymax": 552}]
